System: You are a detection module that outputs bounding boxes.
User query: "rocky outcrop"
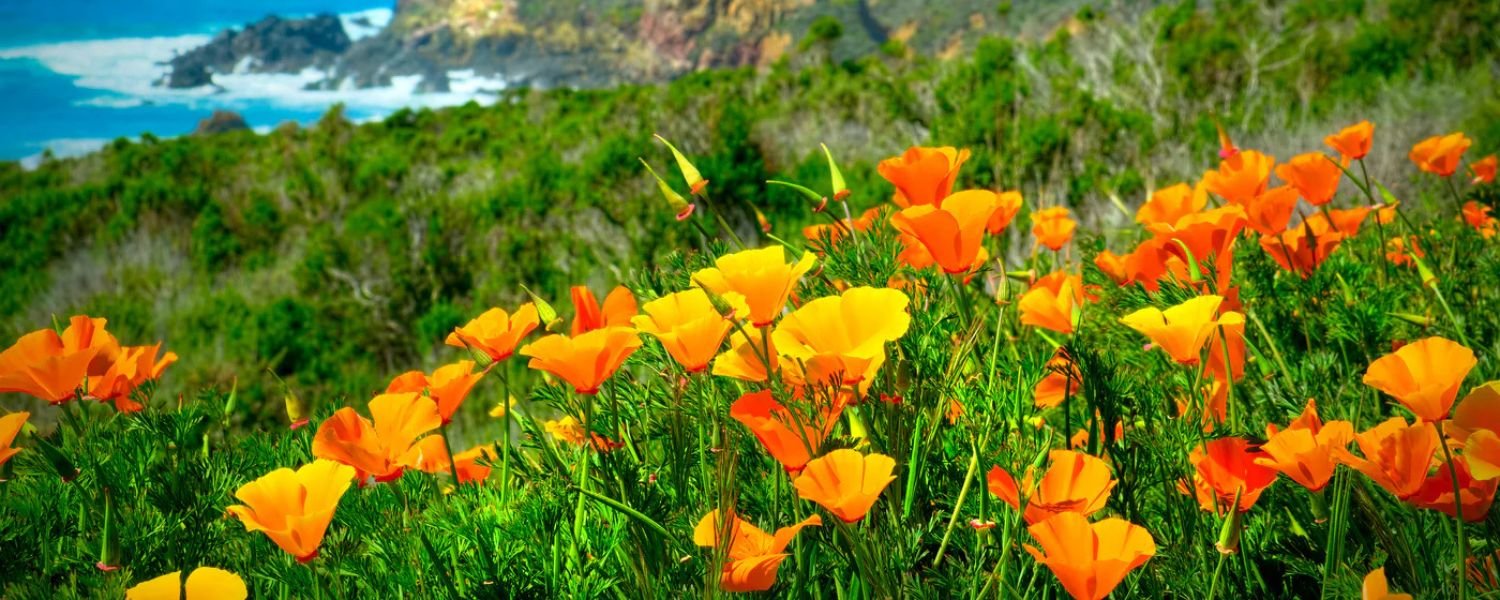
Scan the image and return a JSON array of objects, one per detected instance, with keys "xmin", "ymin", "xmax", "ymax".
[
  {"xmin": 159, "ymin": 0, "xmax": 1071, "ymax": 92},
  {"xmin": 161, "ymin": 14, "xmax": 351, "ymax": 88},
  {"xmin": 193, "ymin": 110, "xmax": 250, "ymax": 135}
]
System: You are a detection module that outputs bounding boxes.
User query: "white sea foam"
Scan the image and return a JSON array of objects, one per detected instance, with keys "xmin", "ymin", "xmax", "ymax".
[
  {"xmin": 339, "ymin": 8, "xmax": 393, "ymax": 41},
  {"xmin": 4, "ymin": 7, "xmax": 507, "ymax": 163},
  {"xmin": 19, "ymin": 138, "xmax": 113, "ymax": 170},
  {"xmin": 0, "ymin": 15, "xmax": 505, "ymax": 115}
]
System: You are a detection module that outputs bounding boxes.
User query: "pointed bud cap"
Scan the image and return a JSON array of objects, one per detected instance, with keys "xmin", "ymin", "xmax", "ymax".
[
  {"xmin": 654, "ymin": 134, "xmax": 707, "ymax": 195},
  {"xmin": 640, "ymin": 158, "xmax": 695, "ymax": 220},
  {"xmin": 821, "ymin": 143, "xmax": 849, "ymax": 201}
]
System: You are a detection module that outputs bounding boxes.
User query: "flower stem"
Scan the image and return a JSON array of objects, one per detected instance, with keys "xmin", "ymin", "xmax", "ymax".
[
  {"xmin": 932, "ymin": 444, "xmax": 980, "ymax": 567},
  {"xmin": 1207, "ymin": 549, "xmax": 1229, "ymax": 600},
  {"xmin": 1435, "ymin": 421, "xmax": 1469, "ymax": 600}
]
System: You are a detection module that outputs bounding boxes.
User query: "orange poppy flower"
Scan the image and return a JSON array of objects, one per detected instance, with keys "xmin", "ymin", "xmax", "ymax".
[
  {"xmin": 0, "ymin": 411, "xmax": 29, "ymax": 470},
  {"xmin": 1135, "ymin": 183, "xmax": 1207, "ymax": 227},
  {"xmin": 692, "ymin": 510, "xmax": 821, "ymax": 592},
  {"xmin": 987, "ymin": 450, "xmax": 1115, "ymax": 525},
  {"xmin": 804, "ymin": 207, "xmax": 880, "ymax": 252},
  {"xmin": 1453, "ymin": 383, "xmax": 1500, "ymax": 480},
  {"xmin": 632, "ymin": 288, "xmax": 737, "ymax": 373},
  {"xmin": 1023, "ymin": 512, "xmax": 1156, "ymax": 600},
  {"xmin": 877, "ymin": 146, "xmax": 970, "ymax": 208},
  {"xmin": 1094, "ymin": 250, "xmax": 1129, "ymax": 285},
  {"xmin": 542, "ymin": 415, "xmax": 619, "ymax": 451},
  {"xmin": 445, "ymin": 304, "xmax": 540, "ymax": 363},
  {"xmin": 1333, "ymin": 417, "xmax": 1437, "ymax": 500},
  {"xmin": 1409, "ymin": 132, "xmax": 1472, "ymax": 177},
  {"xmin": 1464, "ymin": 201, "xmax": 1497, "ymax": 232},
  {"xmin": 1410, "ymin": 453, "xmax": 1497, "ymax": 521},
  {"xmin": 449, "ymin": 444, "xmax": 499, "ymax": 484},
  {"xmin": 125, "ymin": 567, "xmax": 247, "ymax": 600},
  {"xmin": 1120, "ymin": 295, "xmax": 1245, "ymax": 365},
  {"xmin": 88, "ymin": 343, "xmax": 177, "ymax": 413},
  {"xmin": 1185, "ymin": 437, "xmax": 1278, "ymax": 513},
  {"xmin": 570, "ymin": 285, "xmax": 637, "ymax": 336},
  {"xmin": 311, "ymin": 392, "xmax": 450, "ymax": 483},
  {"xmin": 1363, "ymin": 567, "xmax": 1413, "ymax": 600},
  {"xmin": 1142, "ymin": 205, "xmax": 1247, "ymax": 268},
  {"xmin": 1363, "ymin": 336, "xmax": 1476, "ymax": 422},
  {"xmin": 1031, "ymin": 207, "xmax": 1077, "ymax": 251},
  {"xmin": 1203, "ymin": 149, "xmax": 1274, "ymax": 205},
  {"xmin": 1325, "ymin": 121, "xmax": 1374, "ymax": 161},
  {"xmin": 1474, "ymin": 155, "xmax": 1498, "ymax": 184},
  {"xmin": 890, "ymin": 189, "xmax": 998, "ymax": 274},
  {"xmin": 520, "ymin": 327, "xmax": 642, "ymax": 394},
  {"xmin": 693, "ymin": 246, "xmax": 817, "ymax": 327},
  {"xmin": 1325, "ymin": 207, "xmax": 1372, "ymax": 237},
  {"xmin": 1203, "ymin": 308, "xmax": 1246, "ymax": 383},
  {"xmin": 1385, "ymin": 236, "xmax": 1424, "ymax": 267},
  {"xmin": 227, "ymin": 459, "xmax": 355, "ymax": 562},
  {"xmin": 712, "ymin": 328, "xmax": 777, "ymax": 383},
  {"xmin": 1033, "ymin": 351, "xmax": 1083, "ymax": 409},
  {"xmin": 1259, "ymin": 219, "xmax": 1345, "ymax": 278},
  {"xmin": 1116, "ymin": 237, "xmax": 1176, "ymax": 292},
  {"xmin": 730, "ymin": 390, "xmax": 846, "ymax": 474},
  {"xmin": 1244, "ymin": 185, "xmax": 1300, "ymax": 236},
  {"xmin": 386, "ymin": 360, "xmax": 484, "ymax": 424},
  {"xmin": 1275, "ymin": 152, "xmax": 1343, "ymax": 206},
  {"xmin": 1255, "ymin": 400, "xmax": 1354, "ymax": 492},
  {"xmin": 0, "ymin": 316, "xmax": 118, "ymax": 404},
  {"xmin": 1014, "ymin": 274, "xmax": 1086, "ymax": 334},
  {"xmin": 793, "ymin": 449, "xmax": 897, "ymax": 522},
  {"xmin": 987, "ymin": 190, "xmax": 1025, "ymax": 234},
  {"xmin": 771, "ymin": 286, "xmax": 910, "ymax": 391}
]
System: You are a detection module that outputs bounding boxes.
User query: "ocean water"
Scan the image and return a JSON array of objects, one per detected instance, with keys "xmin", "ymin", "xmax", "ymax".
[{"xmin": 0, "ymin": 1, "xmax": 504, "ymax": 163}]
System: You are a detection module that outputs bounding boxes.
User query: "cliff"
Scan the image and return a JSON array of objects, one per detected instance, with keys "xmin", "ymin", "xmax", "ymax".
[{"xmin": 163, "ymin": 0, "xmax": 1086, "ymax": 91}]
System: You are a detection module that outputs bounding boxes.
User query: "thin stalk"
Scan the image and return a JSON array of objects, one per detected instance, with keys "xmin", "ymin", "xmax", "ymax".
[
  {"xmin": 933, "ymin": 444, "xmax": 981, "ymax": 567},
  {"xmin": 1207, "ymin": 549, "xmax": 1229, "ymax": 600},
  {"xmin": 1436, "ymin": 422, "xmax": 1468, "ymax": 600}
]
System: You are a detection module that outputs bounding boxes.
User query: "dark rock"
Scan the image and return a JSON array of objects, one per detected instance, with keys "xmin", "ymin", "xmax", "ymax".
[
  {"xmin": 162, "ymin": 14, "xmax": 351, "ymax": 88},
  {"xmin": 194, "ymin": 110, "xmax": 250, "ymax": 135},
  {"xmin": 164, "ymin": 62, "xmax": 215, "ymax": 88}
]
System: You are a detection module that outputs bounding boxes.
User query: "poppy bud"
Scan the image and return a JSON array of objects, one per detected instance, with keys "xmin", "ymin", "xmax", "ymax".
[
  {"xmin": 893, "ymin": 359, "xmax": 914, "ymax": 391},
  {"xmin": 519, "ymin": 285, "xmax": 565, "ymax": 333},
  {"xmin": 1389, "ymin": 312, "xmax": 1433, "ymax": 327},
  {"xmin": 821, "ymin": 143, "xmax": 850, "ymax": 201},
  {"xmin": 754, "ymin": 206, "xmax": 772, "ymax": 233},
  {"xmin": 640, "ymin": 158, "xmax": 695, "ymax": 220},
  {"xmin": 222, "ymin": 376, "xmax": 238, "ymax": 425},
  {"xmin": 653, "ymin": 134, "xmax": 708, "ymax": 195},
  {"xmin": 1213, "ymin": 118, "xmax": 1238, "ymax": 159},
  {"xmin": 1215, "ymin": 488, "xmax": 1245, "ymax": 554},
  {"xmin": 33, "ymin": 436, "xmax": 78, "ymax": 482},
  {"xmin": 1005, "ymin": 269, "xmax": 1037, "ymax": 284},
  {"xmin": 1168, "ymin": 239, "xmax": 1202, "ymax": 283},
  {"xmin": 767, "ymin": 179, "xmax": 829, "ymax": 212},
  {"xmin": 1308, "ymin": 489, "xmax": 1328, "ymax": 524},
  {"xmin": 1411, "ymin": 253, "xmax": 1439, "ymax": 288}
]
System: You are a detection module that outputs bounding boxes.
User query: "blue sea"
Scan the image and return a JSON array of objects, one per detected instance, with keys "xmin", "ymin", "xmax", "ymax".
[{"xmin": 0, "ymin": 1, "xmax": 503, "ymax": 163}]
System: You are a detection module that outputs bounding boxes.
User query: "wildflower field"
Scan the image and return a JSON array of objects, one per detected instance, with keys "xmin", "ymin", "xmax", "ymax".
[
  {"xmin": 5, "ymin": 3, "xmax": 1500, "ymax": 599},
  {"xmin": 4, "ymin": 117, "xmax": 1500, "ymax": 599}
]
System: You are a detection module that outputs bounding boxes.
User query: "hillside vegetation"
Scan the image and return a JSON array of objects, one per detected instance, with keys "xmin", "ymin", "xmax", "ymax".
[
  {"xmin": 3, "ymin": 1, "xmax": 1500, "ymax": 598},
  {"xmin": 1, "ymin": 0, "xmax": 1497, "ymax": 423}
]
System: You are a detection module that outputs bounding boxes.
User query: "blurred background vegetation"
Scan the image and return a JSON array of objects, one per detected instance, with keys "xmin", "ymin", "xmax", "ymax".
[{"xmin": 1, "ymin": 0, "xmax": 1497, "ymax": 429}]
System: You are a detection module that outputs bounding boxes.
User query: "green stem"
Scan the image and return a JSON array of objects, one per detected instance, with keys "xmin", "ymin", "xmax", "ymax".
[
  {"xmin": 932, "ymin": 445, "xmax": 980, "ymax": 567},
  {"xmin": 1207, "ymin": 550, "xmax": 1229, "ymax": 600},
  {"xmin": 1436, "ymin": 422, "xmax": 1469, "ymax": 600},
  {"xmin": 573, "ymin": 486, "xmax": 670, "ymax": 539}
]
